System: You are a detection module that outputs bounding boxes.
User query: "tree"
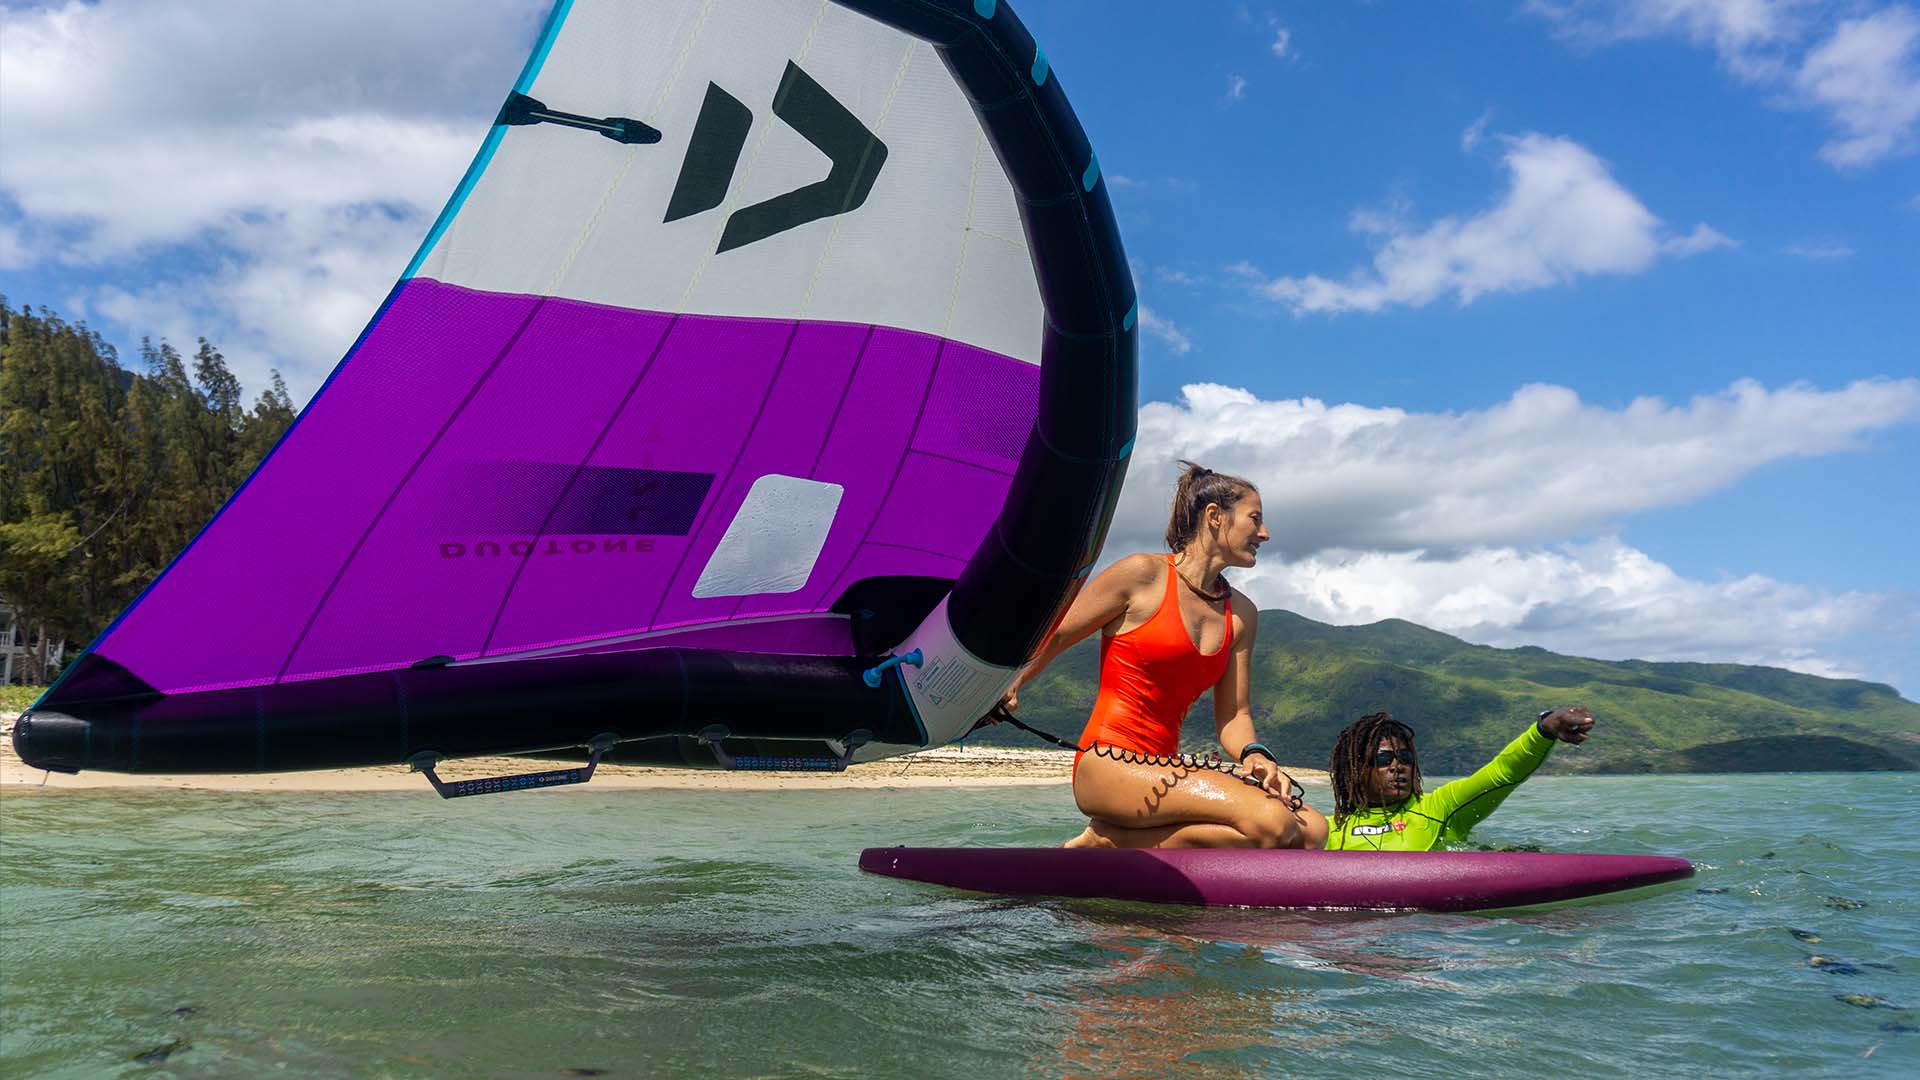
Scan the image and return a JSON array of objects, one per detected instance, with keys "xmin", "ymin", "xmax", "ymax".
[
  {"xmin": 0, "ymin": 303, "xmax": 131, "ymax": 670},
  {"xmin": 0, "ymin": 301, "xmax": 297, "ymax": 683}
]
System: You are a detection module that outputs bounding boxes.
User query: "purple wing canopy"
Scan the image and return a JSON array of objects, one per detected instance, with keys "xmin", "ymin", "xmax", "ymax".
[{"xmin": 20, "ymin": 0, "xmax": 1136, "ymax": 776}]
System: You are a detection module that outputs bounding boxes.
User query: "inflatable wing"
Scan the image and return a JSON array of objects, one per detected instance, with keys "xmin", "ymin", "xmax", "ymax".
[{"xmin": 16, "ymin": 0, "xmax": 1135, "ymax": 777}]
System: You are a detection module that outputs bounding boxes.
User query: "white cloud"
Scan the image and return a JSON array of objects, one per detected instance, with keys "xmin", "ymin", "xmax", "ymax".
[
  {"xmin": 1234, "ymin": 538, "xmax": 1913, "ymax": 684},
  {"xmin": 1531, "ymin": 1, "xmax": 1920, "ymax": 171},
  {"xmin": 1113, "ymin": 377, "xmax": 1920, "ymax": 559},
  {"xmin": 1271, "ymin": 27, "xmax": 1293, "ymax": 60},
  {"xmin": 1794, "ymin": 7, "xmax": 1920, "ymax": 169},
  {"xmin": 1102, "ymin": 377, "xmax": 1920, "ymax": 692},
  {"xmin": 1242, "ymin": 134, "xmax": 1730, "ymax": 315},
  {"xmin": 0, "ymin": 0, "xmax": 543, "ymax": 395},
  {"xmin": 1528, "ymin": 0, "xmax": 1803, "ymax": 78},
  {"xmin": 1227, "ymin": 74, "xmax": 1250, "ymax": 101},
  {"xmin": 1662, "ymin": 222, "xmax": 1738, "ymax": 255},
  {"xmin": 1461, "ymin": 111, "xmax": 1493, "ymax": 151},
  {"xmin": 1137, "ymin": 305, "xmax": 1194, "ymax": 355},
  {"xmin": 0, "ymin": 224, "xmax": 27, "ymax": 271},
  {"xmin": 1783, "ymin": 242, "xmax": 1856, "ymax": 258}
]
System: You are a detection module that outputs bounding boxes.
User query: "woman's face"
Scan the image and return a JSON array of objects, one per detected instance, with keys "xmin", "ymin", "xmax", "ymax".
[
  {"xmin": 1367, "ymin": 735, "xmax": 1416, "ymax": 804},
  {"xmin": 1212, "ymin": 492, "xmax": 1270, "ymax": 568}
]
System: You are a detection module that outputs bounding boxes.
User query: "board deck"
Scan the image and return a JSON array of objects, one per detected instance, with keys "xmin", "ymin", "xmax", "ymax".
[{"xmin": 859, "ymin": 847, "xmax": 1695, "ymax": 912}]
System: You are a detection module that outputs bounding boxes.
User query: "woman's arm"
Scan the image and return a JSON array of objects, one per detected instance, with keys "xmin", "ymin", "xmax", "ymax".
[
  {"xmin": 1001, "ymin": 553, "xmax": 1159, "ymax": 709},
  {"xmin": 1212, "ymin": 600, "xmax": 1301, "ymax": 806},
  {"xmin": 1213, "ymin": 598, "xmax": 1259, "ymax": 756}
]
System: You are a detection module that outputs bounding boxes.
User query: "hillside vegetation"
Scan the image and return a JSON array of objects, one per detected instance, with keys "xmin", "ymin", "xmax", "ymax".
[{"xmin": 978, "ymin": 610, "xmax": 1920, "ymax": 774}]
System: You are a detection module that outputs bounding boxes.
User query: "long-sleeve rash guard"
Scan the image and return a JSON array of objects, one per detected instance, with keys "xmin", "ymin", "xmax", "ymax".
[{"xmin": 1325, "ymin": 723, "xmax": 1557, "ymax": 851}]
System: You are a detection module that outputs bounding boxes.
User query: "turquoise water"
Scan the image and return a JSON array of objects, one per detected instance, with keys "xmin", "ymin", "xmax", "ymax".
[{"xmin": 2, "ymin": 774, "xmax": 1916, "ymax": 1077}]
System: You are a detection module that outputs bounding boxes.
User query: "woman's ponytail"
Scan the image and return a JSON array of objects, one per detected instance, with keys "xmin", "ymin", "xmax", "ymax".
[{"xmin": 1165, "ymin": 460, "xmax": 1256, "ymax": 550}]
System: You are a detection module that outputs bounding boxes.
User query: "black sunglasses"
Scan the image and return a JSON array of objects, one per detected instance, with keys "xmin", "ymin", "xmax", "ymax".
[{"xmin": 1371, "ymin": 748, "xmax": 1416, "ymax": 767}]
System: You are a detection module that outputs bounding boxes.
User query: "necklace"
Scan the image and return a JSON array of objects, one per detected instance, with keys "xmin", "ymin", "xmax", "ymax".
[{"xmin": 1174, "ymin": 563, "xmax": 1229, "ymax": 603}]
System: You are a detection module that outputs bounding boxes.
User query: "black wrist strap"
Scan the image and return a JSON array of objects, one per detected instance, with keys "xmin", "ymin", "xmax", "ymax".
[{"xmin": 1240, "ymin": 742, "xmax": 1279, "ymax": 765}]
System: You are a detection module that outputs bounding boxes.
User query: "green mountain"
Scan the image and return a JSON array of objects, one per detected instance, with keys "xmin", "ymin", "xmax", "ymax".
[{"xmin": 976, "ymin": 609, "xmax": 1920, "ymax": 774}]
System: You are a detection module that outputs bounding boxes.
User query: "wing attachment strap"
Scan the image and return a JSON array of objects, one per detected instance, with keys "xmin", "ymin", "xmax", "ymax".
[
  {"xmin": 409, "ymin": 733, "xmax": 619, "ymax": 799},
  {"xmin": 696, "ymin": 726, "xmax": 871, "ymax": 772}
]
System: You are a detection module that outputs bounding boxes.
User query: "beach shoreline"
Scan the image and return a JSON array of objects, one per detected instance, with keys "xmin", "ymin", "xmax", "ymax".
[{"xmin": 0, "ymin": 712, "xmax": 1325, "ymax": 794}]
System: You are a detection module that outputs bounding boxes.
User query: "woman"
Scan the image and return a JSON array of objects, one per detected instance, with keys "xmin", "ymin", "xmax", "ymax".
[
  {"xmin": 1003, "ymin": 463, "xmax": 1327, "ymax": 850},
  {"xmin": 1323, "ymin": 706, "xmax": 1595, "ymax": 850}
]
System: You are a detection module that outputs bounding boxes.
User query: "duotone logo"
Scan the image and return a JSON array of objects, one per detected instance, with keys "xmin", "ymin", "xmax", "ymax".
[{"xmin": 498, "ymin": 62, "xmax": 888, "ymax": 253}]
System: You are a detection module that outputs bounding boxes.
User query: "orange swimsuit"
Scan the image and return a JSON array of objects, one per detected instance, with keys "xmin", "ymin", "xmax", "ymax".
[{"xmin": 1075, "ymin": 555, "xmax": 1232, "ymax": 771}]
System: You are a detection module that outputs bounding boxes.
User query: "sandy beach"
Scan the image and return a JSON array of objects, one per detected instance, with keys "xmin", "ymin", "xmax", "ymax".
[{"xmin": 0, "ymin": 711, "xmax": 1323, "ymax": 794}]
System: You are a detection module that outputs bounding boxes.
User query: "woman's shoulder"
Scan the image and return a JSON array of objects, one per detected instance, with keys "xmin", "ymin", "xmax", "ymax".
[
  {"xmin": 1103, "ymin": 551, "xmax": 1168, "ymax": 585},
  {"xmin": 1228, "ymin": 585, "xmax": 1259, "ymax": 631}
]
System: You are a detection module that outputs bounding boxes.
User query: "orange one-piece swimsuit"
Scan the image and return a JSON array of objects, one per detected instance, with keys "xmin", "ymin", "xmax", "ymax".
[{"xmin": 1074, "ymin": 554, "xmax": 1232, "ymax": 776}]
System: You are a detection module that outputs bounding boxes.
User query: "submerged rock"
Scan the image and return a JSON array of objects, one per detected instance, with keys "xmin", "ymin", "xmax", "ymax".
[
  {"xmin": 1789, "ymin": 928, "xmax": 1822, "ymax": 944},
  {"xmin": 1823, "ymin": 895, "xmax": 1867, "ymax": 911}
]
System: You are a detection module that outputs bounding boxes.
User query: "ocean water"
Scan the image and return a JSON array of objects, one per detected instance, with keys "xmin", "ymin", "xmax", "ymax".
[{"xmin": 1, "ymin": 773, "xmax": 1915, "ymax": 1078}]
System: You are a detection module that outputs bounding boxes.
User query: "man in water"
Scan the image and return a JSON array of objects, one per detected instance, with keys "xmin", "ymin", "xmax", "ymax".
[{"xmin": 1323, "ymin": 707, "xmax": 1595, "ymax": 851}]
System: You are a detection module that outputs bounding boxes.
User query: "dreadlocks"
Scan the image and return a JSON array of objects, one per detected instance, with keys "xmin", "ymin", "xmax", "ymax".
[{"xmin": 1328, "ymin": 711, "xmax": 1422, "ymax": 826}]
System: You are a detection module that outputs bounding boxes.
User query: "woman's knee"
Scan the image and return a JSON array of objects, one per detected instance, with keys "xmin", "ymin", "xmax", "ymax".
[
  {"xmin": 1241, "ymin": 801, "xmax": 1304, "ymax": 849},
  {"xmin": 1297, "ymin": 806, "xmax": 1329, "ymax": 850}
]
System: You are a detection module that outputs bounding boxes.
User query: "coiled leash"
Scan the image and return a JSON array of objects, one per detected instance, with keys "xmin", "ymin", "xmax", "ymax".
[{"xmin": 969, "ymin": 704, "xmax": 1306, "ymax": 806}]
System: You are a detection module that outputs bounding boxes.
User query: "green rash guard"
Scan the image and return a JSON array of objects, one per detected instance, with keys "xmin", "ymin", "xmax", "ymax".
[{"xmin": 1325, "ymin": 723, "xmax": 1557, "ymax": 851}]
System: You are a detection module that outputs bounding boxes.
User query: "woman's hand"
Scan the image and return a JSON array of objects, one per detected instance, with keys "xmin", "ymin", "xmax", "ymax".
[
  {"xmin": 1243, "ymin": 756, "xmax": 1304, "ymax": 810},
  {"xmin": 1537, "ymin": 705, "xmax": 1596, "ymax": 743}
]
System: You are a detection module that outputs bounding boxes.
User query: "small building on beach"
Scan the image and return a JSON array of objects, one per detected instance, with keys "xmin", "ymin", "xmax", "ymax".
[{"xmin": 0, "ymin": 602, "xmax": 64, "ymax": 686}]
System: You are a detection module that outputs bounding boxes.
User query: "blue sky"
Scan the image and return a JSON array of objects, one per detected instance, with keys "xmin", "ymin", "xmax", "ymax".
[{"xmin": 2, "ymin": 0, "xmax": 1916, "ymax": 695}]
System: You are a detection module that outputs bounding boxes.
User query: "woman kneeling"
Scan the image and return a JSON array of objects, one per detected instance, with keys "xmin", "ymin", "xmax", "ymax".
[{"xmin": 1004, "ymin": 463, "xmax": 1326, "ymax": 850}]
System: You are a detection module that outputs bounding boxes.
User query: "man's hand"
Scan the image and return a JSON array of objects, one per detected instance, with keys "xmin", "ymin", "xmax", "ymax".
[{"xmin": 1538, "ymin": 705, "xmax": 1596, "ymax": 743}]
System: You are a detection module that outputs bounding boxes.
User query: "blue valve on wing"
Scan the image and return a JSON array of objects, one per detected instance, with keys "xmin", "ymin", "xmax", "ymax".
[{"xmin": 861, "ymin": 648, "xmax": 925, "ymax": 688}]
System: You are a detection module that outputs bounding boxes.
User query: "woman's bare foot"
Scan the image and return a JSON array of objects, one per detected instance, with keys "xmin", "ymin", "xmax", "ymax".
[{"xmin": 1063, "ymin": 823, "xmax": 1118, "ymax": 849}]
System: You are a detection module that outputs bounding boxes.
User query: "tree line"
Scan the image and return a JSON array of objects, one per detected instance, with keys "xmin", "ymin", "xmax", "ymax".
[{"xmin": 0, "ymin": 301, "xmax": 296, "ymax": 684}]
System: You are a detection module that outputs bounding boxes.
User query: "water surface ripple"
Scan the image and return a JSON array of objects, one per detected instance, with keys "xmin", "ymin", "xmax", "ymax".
[{"xmin": 3, "ymin": 774, "xmax": 1916, "ymax": 1077}]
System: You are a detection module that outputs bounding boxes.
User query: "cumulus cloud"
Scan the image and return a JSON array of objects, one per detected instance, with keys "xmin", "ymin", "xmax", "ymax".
[
  {"xmin": 1794, "ymin": 6, "xmax": 1920, "ymax": 169},
  {"xmin": 1528, "ymin": 0, "xmax": 1802, "ymax": 78},
  {"xmin": 1113, "ymin": 377, "xmax": 1920, "ymax": 560},
  {"xmin": 0, "ymin": 0, "xmax": 543, "ymax": 394},
  {"xmin": 1530, "ymin": 1, "xmax": 1920, "ymax": 171},
  {"xmin": 1271, "ymin": 27, "xmax": 1293, "ymax": 60},
  {"xmin": 1226, "ymin": 74, "xmax": 1250, "ymax": 101},
  {"xmin": 1240, "ymin": 134, "xmax": 1730, "ymax": 315},
  {"xmin": 1137, "ymin": 305, "xmax": 1194, "ymax": 355},
  {"xmin": 1236, "ymin": 538, "xmax": 1915, "ymax": 684},
  {"xmin": 1102, "ymin": 377, "xmax": 1920, "ymax": 690}
]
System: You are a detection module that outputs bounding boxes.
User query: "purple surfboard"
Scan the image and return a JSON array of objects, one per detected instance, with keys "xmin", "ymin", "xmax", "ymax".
[{"xmin": 859, "ymin": 847, "xmax": 1695, "ymax": 912}]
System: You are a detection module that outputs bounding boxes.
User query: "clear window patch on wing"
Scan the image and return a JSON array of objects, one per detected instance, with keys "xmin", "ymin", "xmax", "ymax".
[{"xmin": 693, "ymin": 475, "xmax": 844, "ymax": 598}]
